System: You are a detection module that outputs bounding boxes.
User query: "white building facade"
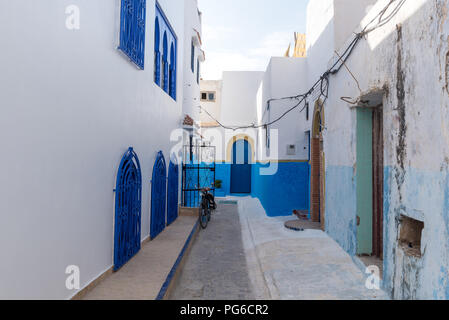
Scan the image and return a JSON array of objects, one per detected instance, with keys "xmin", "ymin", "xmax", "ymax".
[
  {"xmin": 200, "ymin": 0, "xmax": 449, "ymax": 299},
  {"xmin": 0, "ymin": 0, "xmax": 204, "ymax": 299}
]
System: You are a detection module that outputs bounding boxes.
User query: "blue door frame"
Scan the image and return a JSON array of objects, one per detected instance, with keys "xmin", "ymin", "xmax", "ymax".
[
  {"xmin": 231, "ymin": 140, "xmax": 252, "ymax": 194},
  {"xmin": 114, "ymin": 147, "xmax": 142, "ymax": 271},
  {"xmin": 167, "ymin": 156, "xmax": 179, "ymax": 226},
  {"xmin": 151, "ymin": 151, "xmax": 167, "ymax": 239}
]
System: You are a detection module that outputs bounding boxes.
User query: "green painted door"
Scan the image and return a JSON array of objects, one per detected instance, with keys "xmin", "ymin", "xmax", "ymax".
[{"xmin": 356, "ymin": 109, "xmax": 373, "ymax": 255}]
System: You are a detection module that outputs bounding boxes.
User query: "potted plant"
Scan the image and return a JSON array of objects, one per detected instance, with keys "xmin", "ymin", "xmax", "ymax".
[{"xmin": 214, "ymin": 179, "xmax": 223, "ymax": 189}]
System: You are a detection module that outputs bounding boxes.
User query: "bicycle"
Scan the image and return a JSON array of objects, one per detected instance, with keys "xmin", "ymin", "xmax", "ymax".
[{"xmin": 199, "ymin": 187, "xmax": 217, "ymax": 229}]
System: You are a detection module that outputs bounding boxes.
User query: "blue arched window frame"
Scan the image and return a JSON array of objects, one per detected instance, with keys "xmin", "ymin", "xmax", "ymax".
[
  {"xmin": 167, "ymin": 154, "xmax": 179, "ymax": 226},
  {"xmin": 154, "ymin": 2, "xmax": 177, "ymax": 100},
  {"xmin": 162, "ymin": 33, "xmax": 168, "ymax": 92},
  {"xmin": 119, "ymin": 0, "xmax": 146, "ymax": 70},
  {"xmin": 154, "ymin": 17, "xmax": 161, "ymax": 85},
  {"xmin": 151, "ymin": 151, "xmax": 167, "ymax": 239},
  {"xmin": 114, "ymin": 147, "xmax": 142, "ymax": 271},
  {"xmin": 169, "ymin": 43, "xmax": 176, "ymax": 99}
]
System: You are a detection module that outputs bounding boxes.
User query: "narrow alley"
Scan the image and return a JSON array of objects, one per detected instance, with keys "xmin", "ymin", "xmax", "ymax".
[
  {"xmin": 169, "ymin": 202, "xmax": 253, "ymax": 300},
  {"xmin": 2, "ymin": 0, "xmax": 449, "ymax": 303},
  {"xmin": 171, "ymin": 198, "xmax": 388, "ymax": 300}
]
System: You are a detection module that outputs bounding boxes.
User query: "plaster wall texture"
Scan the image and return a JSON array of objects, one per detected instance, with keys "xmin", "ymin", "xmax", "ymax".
[
  {"xmin": 182, "ymin": 0, "xmax": 203, "ymax": 122},
  {"xmin": 0, "ymin": 0, "xmax": 200, "ymax": 299},
  {"xmin": 314, "ymin": 0, "xmax": 449, "ymax": 299}
]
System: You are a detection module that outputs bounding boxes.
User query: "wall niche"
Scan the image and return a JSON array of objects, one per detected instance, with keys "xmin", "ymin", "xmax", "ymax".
[{"xmin": 398, "ymin": 215, "xmax": 424, "ymax": 258}]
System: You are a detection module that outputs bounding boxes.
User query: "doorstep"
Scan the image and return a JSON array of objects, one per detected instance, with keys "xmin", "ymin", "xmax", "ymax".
[{"xmin": 79, "ymin": 215, "xmax": 199, "ymax": 300}]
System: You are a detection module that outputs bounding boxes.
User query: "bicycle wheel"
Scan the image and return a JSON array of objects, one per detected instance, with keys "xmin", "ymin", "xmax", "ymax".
[{"xmin": 199, "ymin": 203, "xmax": 209, "ymax": 229}]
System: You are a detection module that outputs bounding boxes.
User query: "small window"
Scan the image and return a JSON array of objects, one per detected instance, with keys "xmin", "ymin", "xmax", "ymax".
[
  {"xmin": 191, "ymin": 41, "xmax": 195, "ymax": 73},
  {"xmin": 197, "ymin": 59, "xmax": 200, "ymax": 84},
  {"xmin": 306, "ymin": 102, "xmax": 309, "ymax": 121},
  {"xmin": 201, "ymin": 92, "xmax": 216, "ymax": 102},
  {"xmin": 119, "ymin": 0, "xmax": 146, "ymax": 69}
]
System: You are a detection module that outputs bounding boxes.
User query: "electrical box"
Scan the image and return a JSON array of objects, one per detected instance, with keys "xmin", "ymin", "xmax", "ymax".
[{"xmin": 287, "ymin": 144, "xmax": 296, "ymax": 156}]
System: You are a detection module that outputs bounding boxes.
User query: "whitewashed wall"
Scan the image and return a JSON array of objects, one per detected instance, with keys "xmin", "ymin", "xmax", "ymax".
[
  {"xmin": 183, "ymin": 0, "xmax": 203, "ymax": 122},
  {"xmin": 220, "ymin": 71, "xmax": 264, "ymax": 127},
  {"xmin": 0, "ymin": 0, "xmax": 193, "ymax": 299},
  {"xmin": 306, "ymin": 0, "xmax": 449, "ymax": 299},
  {"xmin": 257, "ymin": 57, "xmax": 310, "ymax": 160}
]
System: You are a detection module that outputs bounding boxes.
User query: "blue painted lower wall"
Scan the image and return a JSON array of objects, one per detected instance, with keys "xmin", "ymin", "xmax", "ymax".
[
  {"xmin": 325, "ymin": 164, "xmax": 449, "ymax": 299},
  {"xmin": 214, "ymin": 161, "xmax": 310, "ymax": 217},
  {"xmin": 325, "ymin": 166, "xmax": 357, "ymax": 256}
]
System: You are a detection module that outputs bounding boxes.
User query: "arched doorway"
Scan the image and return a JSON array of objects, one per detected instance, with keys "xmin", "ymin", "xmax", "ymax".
[
  {"xmin": 311, "ymin": 101, "xmax": 325, "ymax": 230},
  {"xmin": 166, "ymin": 154, "xmax": 179, "ymax": 226},
  {"xmin": 151, "ymin": 151, "xmax": 167, "ymax": 239},
  {"xmin": 114, "ymin": 147, "xmax": 142, "ymax": 271},
  {"xmin": 230, "ymin": 138, "xmax": 252, "ymax": 194}
]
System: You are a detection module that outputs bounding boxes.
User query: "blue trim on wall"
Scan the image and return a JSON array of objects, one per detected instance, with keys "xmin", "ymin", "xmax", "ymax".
[
  {"xmin": 156, "ymin": 221, "xmax": 199, "ymax": 300},
  {"xmin": 215, "ymin": 161, "xmax": 310, "ymax": 217}
]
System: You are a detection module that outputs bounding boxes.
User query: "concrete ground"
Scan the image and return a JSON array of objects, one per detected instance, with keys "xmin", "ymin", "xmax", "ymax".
[
  {"xmin": 237, "ymin": 196, "xmax": 389, "ymax": 300},
  {"xmin": 82, "ymin": 215, "xmax": 197, "ymax": 300},
  {"xmin": 169, "ymin": 203, "xmax": 254, "ymax": 300}
]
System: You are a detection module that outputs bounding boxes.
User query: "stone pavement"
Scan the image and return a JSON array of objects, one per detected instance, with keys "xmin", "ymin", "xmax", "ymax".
[
  {"xmin": 237, "ymin": 196, "xmax": 389, "ymax": 300},
  {"xmin": 169, "ymin": 203, "xmax": 254, "ymax": 300},
  {"xmin": 81, "ymin": 215, "xmax": 197, "ymax": 300}
]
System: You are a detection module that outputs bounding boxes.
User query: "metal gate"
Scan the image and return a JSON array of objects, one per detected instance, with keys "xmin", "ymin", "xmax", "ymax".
[
  {"xmin": 167, "ymin": 155, "xmax": 179, "ymax": 226},
  {"xmin": 182, "ymin": 144, "xmax": 216, "ymax": 207},
  {"xmin": 114, "ymin": 147, "xmax": 142, "ymax": 271},
  {"xmin": 151, "ymin": 151, "xmax": 167, "ymax": 239}
]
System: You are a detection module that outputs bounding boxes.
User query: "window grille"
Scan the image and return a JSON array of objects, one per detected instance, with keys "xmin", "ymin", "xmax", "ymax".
[
  {"xmin": 119, "ymin": 0, "xmax": 146, "ymax": 70},
  {"xmin": 154, "ymin": 2, "xmax": 177, "ymax": 100}
]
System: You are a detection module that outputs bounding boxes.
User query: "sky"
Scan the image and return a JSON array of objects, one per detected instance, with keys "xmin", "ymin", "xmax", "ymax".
[{"xmin": 198, "ymin": 0, "xmax": 310, "ymax": 80}]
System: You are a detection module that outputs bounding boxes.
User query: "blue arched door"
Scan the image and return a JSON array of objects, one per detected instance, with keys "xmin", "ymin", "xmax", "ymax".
[
  {"xmin": 231, "ymin": 139, "xmax": 252, "ymax": 194},
  {"xmin": 114, "ymin": 147, "xmax": 142, "ymax": 271},
  {"xmin": 167, "ymin": 156, "xmax": 179, "ymax": 226},
  {"xmin": 151, "ymin": 151, "xmax": 167, "ymax": 239}
]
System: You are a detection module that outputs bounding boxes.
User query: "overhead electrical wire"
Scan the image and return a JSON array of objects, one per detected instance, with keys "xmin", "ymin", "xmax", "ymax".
[{"xmin": 198, "ymin": 0, "xmax": 406, "ymax": 131}]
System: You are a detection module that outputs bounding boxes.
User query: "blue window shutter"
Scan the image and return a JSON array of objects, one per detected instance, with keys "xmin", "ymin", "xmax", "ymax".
[
  {"xmin": 154, "ymin": 51, "xmax": 161, "ymax": 85},
  {"xmin": 163, "ymin": 59, "xmax": 169, "ymax": 92},
  {"xmin": 119, "ymin": 0, "xmax": 146, "ymax": 69},
  {"xmin": 154, "ymin": 17, "xmax": 161, "ymax": 85}
]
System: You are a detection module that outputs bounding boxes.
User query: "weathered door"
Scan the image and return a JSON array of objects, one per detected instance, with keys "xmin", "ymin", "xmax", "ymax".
[
  {"xmin": 230, "ymin": 140, "xmax": 252, "ymax": 194},
  {"xmin": 151, "ymin": 151, "xmax": 167, "ymax": 239},
  {"xmin": 167, "ymin": 157, "xmax": 179, "ymax": 226},
  {"xmin": 372, "ymin": 108, "xmax": 384, "ymax": 258},
  {"xmin": 310, "ymin": 138, "xmax": 321, "ymax": 222},
  {"xmin": 114, "ymin": 148, "xmax": 142, "ymax": 271},
  {"xmin": 356, "ymin": 109, "xmax": 374, "ymax": 255}
]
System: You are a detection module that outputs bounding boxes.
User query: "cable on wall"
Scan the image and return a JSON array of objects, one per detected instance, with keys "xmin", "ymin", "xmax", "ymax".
[{"xmin": 199, "ymin": 0, "xmax": 406, "ymax": 131}]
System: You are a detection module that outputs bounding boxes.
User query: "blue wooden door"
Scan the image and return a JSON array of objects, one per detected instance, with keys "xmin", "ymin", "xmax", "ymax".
[
  {"xmin": 114, "ymin": 148, "xmax": 142, "ymax": 271},
  {"xmin": 151, "ymin": 151, "xmax": 167, "ymax": 239},
  {"xmin": 231, "ymin": 140, "xmax": 252, "ymax": 194},
  {"xmin": 167, "ymin": 157, "xmax": 179, "ymax": 226}
]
